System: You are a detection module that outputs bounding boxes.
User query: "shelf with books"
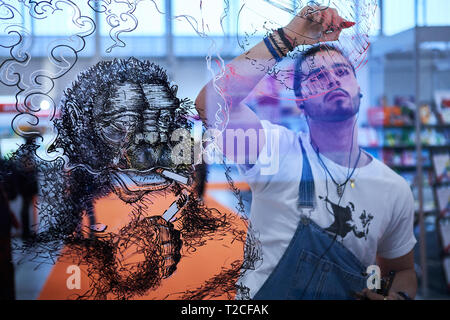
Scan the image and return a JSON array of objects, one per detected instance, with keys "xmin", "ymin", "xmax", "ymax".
[
  {"xmin": 360, "ymin": 126, "xmax": 449, "ymax": 150},
  {"xmin": 371, "ymin": 124, "xmax": 450, "ymax": 130},
  {"xmin": 361, "ymin": 106, "xmax": 449, "ymax": 152},
  {"xmin": 363, "ymin": 147, "xmax": 433, "ymax": 172},
  {"xmin": 369, "ymin": 26, "xmax": 450, "ymax": 294}
]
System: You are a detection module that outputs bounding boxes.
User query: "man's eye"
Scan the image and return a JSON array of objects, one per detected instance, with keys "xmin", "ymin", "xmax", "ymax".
[
  {"xmin": 113, "ymin": 124, "xmax": 126, "ymax": 133},
  {"xmin": 107, "ymin": 122, "xmax": 126, "ymax": 133},
  {"xmin": 335, "ymin": 68, "xmax": 349, "ymax": 77},
  {"xmin": 101, "ymin": 123, "xmax": 127, "ymax": 142}
]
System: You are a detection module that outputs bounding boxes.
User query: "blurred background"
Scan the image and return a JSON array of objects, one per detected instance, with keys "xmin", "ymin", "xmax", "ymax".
[{"xmin": 0, "ymin": 0, "xmax": 449, "ymax": 300}]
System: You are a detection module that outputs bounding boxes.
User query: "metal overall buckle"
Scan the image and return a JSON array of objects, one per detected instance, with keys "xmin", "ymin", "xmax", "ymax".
[{"xmin": 299, "ymin": 208, "xmax": 314, "ymax": 225}]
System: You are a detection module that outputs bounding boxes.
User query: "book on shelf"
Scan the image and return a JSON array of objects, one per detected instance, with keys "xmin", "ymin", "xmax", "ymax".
[
  {"xmin": 434, "ymin": 90, "xmax": 450, "ymax": 125},
  {"xmin": 436, "ymin": 186, "xmax": 450, "ymax": 218},
  {"xmin": 432, "ymin": 153, "xmax": 450, "ymax": 184}
]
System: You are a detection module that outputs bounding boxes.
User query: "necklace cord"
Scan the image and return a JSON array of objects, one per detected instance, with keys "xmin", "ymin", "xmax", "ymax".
[{"xmin": 300, "ymin": 112, "xmax": 360, "ymax": 299}]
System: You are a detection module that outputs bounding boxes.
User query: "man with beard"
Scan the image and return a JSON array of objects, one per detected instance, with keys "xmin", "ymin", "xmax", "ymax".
[
  {"xmin": 195, "ymin": 5, "xmax": 417, "ymax": 300},
  {"xmin": 32, "ymin": 58, "xmax": 251, "ymax": 300}
]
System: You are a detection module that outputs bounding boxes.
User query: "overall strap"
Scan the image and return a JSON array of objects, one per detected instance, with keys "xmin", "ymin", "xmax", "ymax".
[{"xmin": 298, "ymin": 136, "xmax": 315, "ymax": 208}]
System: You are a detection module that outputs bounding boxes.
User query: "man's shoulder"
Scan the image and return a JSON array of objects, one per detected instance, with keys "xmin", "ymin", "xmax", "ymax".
[
  {"xmin": 238, "ymin": 120, "xmax": 302, "ymax": 180},
  {"xmin": 260, "ymin": 120, "xmax": 301, "ymax": 145},
  {"xmin": 260, "ymin": 120, "xmax": 296, "ymax": 133},
  {"xmin": 365, "ymin": 155, "xmax": 412, "ymax": 191}
]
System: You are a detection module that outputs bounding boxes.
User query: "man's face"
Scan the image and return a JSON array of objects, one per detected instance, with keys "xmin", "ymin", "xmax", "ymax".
[
  {"xmin": 299, "ymin": 50, "xmax": 361, "ymax": 122},
  {"xmin": 93, "ymin": 81, "xmax": 177, "ymax": 202}
]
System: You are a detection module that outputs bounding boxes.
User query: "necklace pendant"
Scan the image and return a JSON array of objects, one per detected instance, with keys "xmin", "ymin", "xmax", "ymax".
[{"xmin": 337, "ymin": 184, "xmax": 344, "ymax": 197}]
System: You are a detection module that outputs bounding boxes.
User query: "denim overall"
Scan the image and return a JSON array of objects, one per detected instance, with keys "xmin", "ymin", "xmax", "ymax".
[{"xmin": 253, "ymin": 138, "xmax": 368, "ymax": 300}]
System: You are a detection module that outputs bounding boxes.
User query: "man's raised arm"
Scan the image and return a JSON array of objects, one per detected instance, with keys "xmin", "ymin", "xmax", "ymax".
[{"xmin": 194, "ymin": 5, "xmax": 346, "ymax": 162}]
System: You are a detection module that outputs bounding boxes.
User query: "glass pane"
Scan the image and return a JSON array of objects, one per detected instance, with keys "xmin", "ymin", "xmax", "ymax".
[
  {"xmin": 173, "ymin": 0, "xmax": 225, "ymax": 36},
  {"xmin": 0, "ymin": 2, "xmax": 32, "ymax": 35},
  {"xmin": 368, "ymin": 1, "xmax": 381, "ymax": 36},
  {"xmin": 237, "ymin": 0, "xmax": 293, "ymax": 36},
  {"xmin": 32, "ymin": 1, "xmax": 94, "ymax": 36},
  {"xmin": 383, "ymin": 0, "xmax": 416, "ymax": 35},
  {"xmin": 424, "ymin": 0, "xmax": 450, "ymax": 26},
  {"xmin": 98, "ymin": 0, "xmax": 165, "ymax": 36}
]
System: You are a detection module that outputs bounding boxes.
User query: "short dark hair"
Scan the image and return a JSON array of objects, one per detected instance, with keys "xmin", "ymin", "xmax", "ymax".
[{"xmin": 293, "ymin": 44, "xmax": 356, "ymax": 99}]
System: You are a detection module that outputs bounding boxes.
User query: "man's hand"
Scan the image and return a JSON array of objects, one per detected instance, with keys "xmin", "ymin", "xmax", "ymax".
[
  {"xmin": 283, "ymin": 5, "xmax": 351, "ymax": 45},
  {"xmin": 355, "ymin": 251, "xmax": 417, "ymax": 300},
  {"xmin": 358, "ymin": 288, "xmax": 409, "ymax": 300}
]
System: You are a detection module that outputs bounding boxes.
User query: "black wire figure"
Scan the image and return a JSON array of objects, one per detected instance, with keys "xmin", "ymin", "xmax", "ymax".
[{"xmin": 13, "ymin": 58, "xmax": 259, "ymax": 300}]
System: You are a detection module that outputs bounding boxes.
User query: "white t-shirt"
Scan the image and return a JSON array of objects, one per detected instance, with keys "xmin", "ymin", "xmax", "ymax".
[{"xmin": 238, "ymin": 120, "xmax": 417, "ymax": 298}]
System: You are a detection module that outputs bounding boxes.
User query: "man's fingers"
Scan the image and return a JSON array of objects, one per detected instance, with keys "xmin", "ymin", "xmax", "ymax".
[
  {"xmin": 302, "ymin": 5, "xmax": 325, "ymax": 23},
  {"xmin": 321, "ymin": 28, "xmax": 342, "ymax": 42},
  {"xmin": 359, "ymin": 289, "xmax": 406, "ymax": 300},
  {"xmin": 289, "ymin": 5, "xmax": 347, "ymax": 44},
  {"xmin": 388, "ymin": 292, "xmax": 406, "ymax": 300},
  {"xmin": 361, "ymin": 288, "xmax": 386, "ymax": 300},
  {"xmin": 322, "ymin": 8, "xmax": 344, "ymax": 32},
  {"xmin": 332, "ymin": 12, "xmax": 344, "ymax": 31},
  {"xmin": 320, "ymin": 9, "xmax": 333, "ymax": 31},
  {"xmin": 303, "ymin": 5, "xmax": 327, "ymax": 16},
  {"xmin": 322, "ymin": 9, "xmax": 345, "ymax": 41},
  {"xmin": 342, "ymin": 21, "xmax": 356, "ymax": 29},
  {"xmin": 305, "ymin": 9, "xmax": 323, "ymax": 25},
  {"xmin": 326, "ymin": 8, "xmax": 340, "ymax": 30},
  {"xmin": 307, "ymin": 6, "xmax": 346, "ymax": 41}
]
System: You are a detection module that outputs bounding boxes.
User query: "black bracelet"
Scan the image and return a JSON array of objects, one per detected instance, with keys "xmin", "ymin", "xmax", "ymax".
[
  {"xmin": 268, "ymin": 33, "xmax": 286, "ymax": 58},
  {"xmin": 277, "ymin": 28, "xmax": 294, "ymax": 52}
]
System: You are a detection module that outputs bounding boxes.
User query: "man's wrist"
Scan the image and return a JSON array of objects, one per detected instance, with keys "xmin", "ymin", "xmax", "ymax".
[
  {"xmin": 282, "ymin": 26, "xmax": 309, "ymax": 47},
  {"xmin": 275, "ymin": 28, "xmax": 294, "ymax": 52},
  {"xmin": 270, "ymin": 30, "xmax": 290, "ymax": 57}
]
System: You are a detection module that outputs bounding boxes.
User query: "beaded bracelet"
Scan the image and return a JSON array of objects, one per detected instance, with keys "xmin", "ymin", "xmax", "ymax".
[
  {"xmin": 269, "ymin": 33, "xmax": 286, "ymax": 58},
  {"xmin": 277, "ymin": 28, "xmax": 294, "ymax": 52}
]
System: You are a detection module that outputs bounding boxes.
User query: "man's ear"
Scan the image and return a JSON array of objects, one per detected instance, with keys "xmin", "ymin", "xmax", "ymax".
[{"xmin": 295, "ymin": 99, "xmax": 304, "ymax": 110}]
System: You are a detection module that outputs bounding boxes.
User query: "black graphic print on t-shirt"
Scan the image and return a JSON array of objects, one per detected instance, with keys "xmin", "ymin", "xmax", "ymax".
[{"xmin": 319, "ymin": 196, "xmax": 374, "ymax": 240}]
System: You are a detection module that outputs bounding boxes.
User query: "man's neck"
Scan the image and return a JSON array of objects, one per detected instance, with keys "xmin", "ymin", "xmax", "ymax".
[{"xmin": 308, "ymin": 116, "xmax": 368, "ymax": 168}]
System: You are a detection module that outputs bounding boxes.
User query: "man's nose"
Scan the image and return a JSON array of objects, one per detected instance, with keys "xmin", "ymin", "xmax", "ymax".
[
  {"xmin": 134, "ymin": 132, "xmax": 159, "ymax": 145},
  {"xmin": 126, "ymin": 142, "xmax": 157, "ymax": 170},
  {"xmin": 323, "ymin": 71, "xmax": 340, "ymax": 89}
]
